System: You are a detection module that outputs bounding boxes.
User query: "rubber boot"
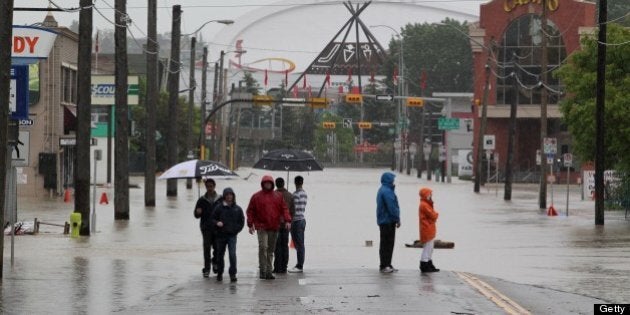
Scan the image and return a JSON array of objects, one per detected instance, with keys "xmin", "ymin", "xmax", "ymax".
[
  {"xmin": 420, "ymin": 261, "xmax": 429, "ymax": 273},
  {"xmin": 428, "ymin": 260, "xmax": 440, "ymax": 272}
]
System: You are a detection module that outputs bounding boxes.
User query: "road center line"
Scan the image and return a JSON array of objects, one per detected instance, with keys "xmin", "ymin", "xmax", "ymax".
[{"xmin": 456, "ymin": 271, "xmax": 531, "ymax": 315}]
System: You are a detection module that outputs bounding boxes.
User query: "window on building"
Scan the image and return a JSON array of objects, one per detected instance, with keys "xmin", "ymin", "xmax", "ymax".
[
  {"xmin": 29, "ymin": 63, "xmax": 40, "ymax": 105},
  {"xmin": 496, "ymin": 14, "xmax": 566, "ymax": 105},
  {"xmin": 62, "ymin": 66, "xmax": 77, "ymax": 105}
]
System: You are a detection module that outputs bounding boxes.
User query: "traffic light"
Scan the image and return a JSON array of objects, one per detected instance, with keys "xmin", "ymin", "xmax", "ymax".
[
  {"xmin": 345, "ymin": 94, "xmax": 363, "ymax": 104},
  {"xmin": 309, "ymin": 97, "xmax": 330, "ymax": 109},
  {"xmin": 252, "ymin": 95, "xmax": 274, "ymax": 106},
  {"xmin": 358, "ymin": 122, "xmax": 372, "ymax": 129},
  {"xmin": 406, "ymin": 97, "xmax": 424, "ymax": 107},
  {"xmin": 322, "ymin": 121, "xmax": 336, "ymax": 129}
]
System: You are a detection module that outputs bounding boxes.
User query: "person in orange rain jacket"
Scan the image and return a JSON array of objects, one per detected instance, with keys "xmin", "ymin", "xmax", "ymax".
[{"xmin": 419, "ymin": 187, "xmax": 440, "ymax": 273}]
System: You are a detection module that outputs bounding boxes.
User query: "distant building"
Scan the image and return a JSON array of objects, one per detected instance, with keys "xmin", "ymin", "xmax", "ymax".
[
  {"xmin": 469, "ymin": 0, "xmax": 596, "ymax": 182},
  {"xmin": 17, "ymin": 13, "xmax": 79, "ymax": 197}
]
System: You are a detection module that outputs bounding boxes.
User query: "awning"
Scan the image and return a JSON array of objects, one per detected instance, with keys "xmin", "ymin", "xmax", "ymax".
[{"xmin": 63, "ymin": 104, "xmax": 77, "ymax": 117}]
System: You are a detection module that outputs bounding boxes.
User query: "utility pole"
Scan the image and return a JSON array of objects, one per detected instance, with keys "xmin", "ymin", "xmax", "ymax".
[
  {"xmin": 166, "ymin": 5, "xmax": 181, "ymax": 196},
  {"xmin": 595, "ymin": 0, "xmax": 607, "ymax": 225},
  {"xmin": 186, "ymin": 37, "xmax": 196, "ymax": 189},
  {"xmin": 0, "ymin": 0, "xmax": 15, "ymax": 277},
  {"xmin": 212, "ymin": 62, "xmax": 219, "ymax": 161},
  {"xmin": 504, "ymin": 72, "xmax": 518, "ymax": 201},
  {"xmin": 76, "ymin": 0, "xmax": 93, "ymax": 233},
  {"xmin": 218, "ymin": 51, "xmax": 227, "ymax": 165},
  {"xmin": 114, "ymin": 0, "xmax": 129, "ymax": 219},
  {"xmin": 145, "ymin": 0, "xmax": 158, "ymax": 206},
  {"xmin": 474, "ymin": 63, "xmax": 491, "ymax": 193},
  {"xmin": 538, "ymin": 0, "xmax": 549, "ymax": 209},
  {"xmin": 199, "ymin": 46, "xmax": 208, "ymax": 160}
]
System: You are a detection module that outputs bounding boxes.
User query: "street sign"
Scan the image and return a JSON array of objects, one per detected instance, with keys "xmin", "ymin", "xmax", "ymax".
[
  {"xmin": 11, "ymin": 131, "xmax": 29, "ymax": 167},
  {"xmin": 18, "ymin": 119, "xmax": 34, "ymax": 126},
  {"xmin": 483, "ymin": 135, "xmax": 495, "ymax": 150},
  {"xmin": 342, "ymin": 118, "xmax": 352, "ymax": 128},
  {"xmin": 437, "ymin": 118, "xmax": 460, "ymax": 130},
  {"xmin": 10, "ymin": 65, "xmax": 29, "ymax": 120},
  {"xmin": 563, "ymin": 153, "xmax": 573, "ymax": 167},
  {"xmin": 281, "ymin": 97, "xmax": 306, "ymax": 107},
  {"xmin": 375, "ymin": 94, "xmax": 394, "ymax": 101},
  {"xmin": 543, "ymin": 137, "xmax": 557, "ymax": 154}
]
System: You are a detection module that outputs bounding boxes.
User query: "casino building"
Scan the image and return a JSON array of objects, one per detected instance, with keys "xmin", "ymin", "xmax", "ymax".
[{"xmin": 469, "ymin": 0, "xmax": 596, "ymax": 182}]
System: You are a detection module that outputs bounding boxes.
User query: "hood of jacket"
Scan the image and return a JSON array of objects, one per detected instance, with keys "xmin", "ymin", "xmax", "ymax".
[
  {"xmin": 261, "ymin": 175, "xmax": 275, "ymax": 191},
  {"xmin": 420, "ymin": 187, "xmax": 432, "ymax": 201},
  {"xmin": 222, "ymin": 187, "xmax": 236, "ymax": 203},
  {"xmin": 380, "ymin": 172, "xmax": 395, "ymax": 188}
]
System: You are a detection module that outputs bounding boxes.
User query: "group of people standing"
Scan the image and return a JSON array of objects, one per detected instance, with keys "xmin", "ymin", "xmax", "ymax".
[
  {"xmin": 194, "ymin": 175, "xmax": 307, "ymax": 282},
  {"xmin": 376, "ymin": 172, "xmax": 441, "ymax": 273}
]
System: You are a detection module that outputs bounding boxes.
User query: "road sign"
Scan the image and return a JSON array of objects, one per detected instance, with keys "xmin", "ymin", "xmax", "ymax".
[
  {"xmin": 483, "ymin": 135, "xmax": 495, "ymax": 150},
  {"xmin": 343, "ymin": 118, "xmax": 352, "ymax": 128},
  {"xmin": 563, "ymin": 153, "xmax": 573, "ymax": 167},
  {"xmin": 543, "ymin": 137, "xmax": 557, "ymax": 154},
  {"xmin": 437, "ymin": 118, "xmax": 460, "ymax": 130},
  {"xmin": 281, "ymin": 97, "xmax": 306, "ymax": 107},
  {"xmin": 375, "ymin": 94, "xmax": 394, "ymax": 101},
  {"xmin": 10, "ymin": 65, "xmax": 29, "ymax": 120},
  {"xmin": 11, "ymin": 131, "xmax": 29, "ymax": 166}
]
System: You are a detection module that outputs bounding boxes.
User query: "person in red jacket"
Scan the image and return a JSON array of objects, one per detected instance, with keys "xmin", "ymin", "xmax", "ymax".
[
  {"xmin": 419, "ymin": 187, "xmax": 440, "ymax": 273},
  {"xmin": 246, "ymin": 175, "xmax": 291, "ymax": 280}
]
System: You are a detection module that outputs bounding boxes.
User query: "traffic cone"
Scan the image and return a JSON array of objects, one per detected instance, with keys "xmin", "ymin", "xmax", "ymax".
[
  {"xmin": 289, "ymin": 239, "xmax": 295, "ymax": 249},
  {"xmin": 64, "ymin": 189, "xmax": 72, "ymax": 203},
  {"xmin": 547, "ymin": 205, "xmax": 558, "ymax": 216},
  {"xmin": 99, "ymin": 192, "xmax": 109, "ymax": 205}
]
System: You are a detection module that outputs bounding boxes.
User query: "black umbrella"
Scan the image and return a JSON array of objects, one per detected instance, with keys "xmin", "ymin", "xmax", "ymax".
[{"xmin": 253, "ymin": 149, "xmax": 323, "ymax": 189}]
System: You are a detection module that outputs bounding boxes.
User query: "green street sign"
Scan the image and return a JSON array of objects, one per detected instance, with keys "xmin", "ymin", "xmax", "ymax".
[{"xmin": 438, "ymin": 118, "xmax": 460, "ymax": 130}]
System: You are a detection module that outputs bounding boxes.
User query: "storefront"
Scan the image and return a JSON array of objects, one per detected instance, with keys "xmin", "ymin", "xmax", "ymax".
[{"xmin": 469, "ymin": 0, "xmax": 596, "ymax": 182}]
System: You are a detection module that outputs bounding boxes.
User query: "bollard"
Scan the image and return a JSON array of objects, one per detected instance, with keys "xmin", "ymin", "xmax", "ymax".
[{"xmin": 69, "ymin": 212, "xmax": 81, "ymax": 237}]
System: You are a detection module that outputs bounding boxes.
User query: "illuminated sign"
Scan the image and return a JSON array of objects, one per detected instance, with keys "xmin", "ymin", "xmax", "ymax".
[
  {"xmin": 11, "ymin": 26, "xmax": 58, "ymax": 58},
  {"xmin": 504, "ymin": 0, "xmax": 558, "ymax": 12}
]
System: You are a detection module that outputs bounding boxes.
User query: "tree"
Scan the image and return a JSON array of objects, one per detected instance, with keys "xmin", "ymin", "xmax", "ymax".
[{"xmin": 555, "ymin": 23, "xmax": 630, "ymax": 171}]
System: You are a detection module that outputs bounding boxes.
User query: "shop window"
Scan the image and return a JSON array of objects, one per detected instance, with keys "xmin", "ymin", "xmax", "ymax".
[{"xmin": 496, "ymin": 14, "xmax": 566, "ymax": 106}]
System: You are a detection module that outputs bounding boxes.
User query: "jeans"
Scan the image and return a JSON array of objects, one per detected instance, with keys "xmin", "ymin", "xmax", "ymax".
[
  {"xmin": 290, "ymin": 219, "xmax": 306, "ymax": 269},
  {"xmin": 379, "ymin": 223, "xmax": 396, "ymax": 269},
  {"xmin": 201, "ymin": 229, "xmax": 215, "ymax": 272},
  {"xmin": 257, "ymin": 230, "xmax": 278, "ymax": 275},
  {"xmin": 273, "ymin": 226, "xmax": 289, "ymax": 272},
  {"xmin": 215, "ymin": 235, "xmax": 237, "ymax": 276}
]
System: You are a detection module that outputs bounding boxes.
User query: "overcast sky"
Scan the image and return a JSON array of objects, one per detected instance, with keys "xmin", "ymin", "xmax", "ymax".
[{"xmin": 14, "ymin": 1, "xmax": 485, "ymax": 40}]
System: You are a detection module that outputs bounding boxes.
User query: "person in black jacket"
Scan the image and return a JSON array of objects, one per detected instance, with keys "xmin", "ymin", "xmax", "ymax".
[
  {"xmin": 194, "ymin": 178, "xmax": 220, "ymax": 278},
  {"xmin": 211, "ymin": 187, "xmax": 245, "ymax": 282}
]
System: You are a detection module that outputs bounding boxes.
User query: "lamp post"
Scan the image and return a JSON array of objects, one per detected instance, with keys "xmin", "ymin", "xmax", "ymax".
[
  {"xmin": 181, "ymin": 19, "xmax": 234, "ymax": 37},
  {"xmin": 371, "ymin": 25, "xmax": 405, "ymax": 173}
]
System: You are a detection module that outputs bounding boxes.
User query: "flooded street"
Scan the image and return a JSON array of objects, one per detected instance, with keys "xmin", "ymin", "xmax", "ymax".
[{"xmin": 3, "ymin": 167, "xmax": 628, "ymax": 312}]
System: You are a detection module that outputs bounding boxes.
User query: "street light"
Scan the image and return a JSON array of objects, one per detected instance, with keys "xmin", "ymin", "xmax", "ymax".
[
  {"xmin": 370, "ymin": 24, "xmax": 406, "ymax": 173},
  {"xmin": 181, "ymin": 19, "xmax": 234, "ymax": 37}
]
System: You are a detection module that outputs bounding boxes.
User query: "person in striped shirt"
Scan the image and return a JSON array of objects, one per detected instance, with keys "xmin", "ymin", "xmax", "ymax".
[{"xmin": 289, "ymin": 176, "xmax": 307, "ymax": 273}]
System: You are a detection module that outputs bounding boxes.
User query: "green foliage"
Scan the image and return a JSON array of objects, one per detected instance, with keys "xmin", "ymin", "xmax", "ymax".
[
  {"xmin": 555, "ymin": 23, "xmax": 630, "ymax": 171},
  {"xmin": 131, "ymin": 77, "xmax": 199, "ymax": 170},
  {"xmin": 313, "ymin": 112, "xmax": 356, "ymax": 162}
]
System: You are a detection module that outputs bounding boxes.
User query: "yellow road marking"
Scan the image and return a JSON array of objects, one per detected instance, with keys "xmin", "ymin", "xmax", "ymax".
[{"xmin": 456, "ymin": 272, "xmax": 531, "ymax": 315}]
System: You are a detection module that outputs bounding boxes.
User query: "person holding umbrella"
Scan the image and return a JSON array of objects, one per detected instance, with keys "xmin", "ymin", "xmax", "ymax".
[
  {"xmin": 273, "ymin": 177, "xmax": 295, "ymax": 274},
  {"xmin": 194, "ymin": 178, "xmax": 221, "ymax": 278},
  {"xmin": 247, "ymin": 175, "xmax": 291, "ymax": 280}
]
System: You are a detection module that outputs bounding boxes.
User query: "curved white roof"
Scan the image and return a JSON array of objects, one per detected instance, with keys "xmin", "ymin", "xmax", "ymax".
[{"xmin": 212, "ymin": 0, "xmax": 480, "ymax": 76}]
